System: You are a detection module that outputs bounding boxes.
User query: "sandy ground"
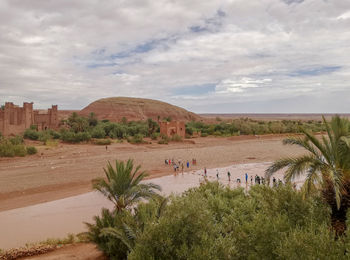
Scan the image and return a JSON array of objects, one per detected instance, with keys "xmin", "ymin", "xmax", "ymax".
[
  {"xmin": 0, "ymin": 134, "xmax": 306, "ymax": 259},
  {"xmin": 22, "ymin": 243, "xmax": 107, "ymax": 260},
  {"xmin": 0, "ymin": 135, "xmax": 305, "ymax": 212}
]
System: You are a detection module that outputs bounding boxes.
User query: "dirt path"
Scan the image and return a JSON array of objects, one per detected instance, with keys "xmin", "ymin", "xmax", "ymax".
[
  {"xmin": 21, "ymin": 243, "xmax": 106, "ymax": 260},
  {"xmin": 0, "ymin": 135, "xmax": 304, "ymax": 211}
]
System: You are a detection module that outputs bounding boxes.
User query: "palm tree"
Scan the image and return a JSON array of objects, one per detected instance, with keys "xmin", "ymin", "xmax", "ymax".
[
  {"xmin": 265, "ymin": 116, "xmax": 350, "ymax": 234},
  {"xmin": 93, "ymin": 159, "xmax": 161, "ymax": 212}
]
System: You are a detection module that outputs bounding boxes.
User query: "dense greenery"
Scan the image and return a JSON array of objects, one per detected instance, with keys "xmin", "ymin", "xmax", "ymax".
[
  {"xmin": 23, "ymin": 112, "xmax": 159, "ymax": 144},
  {"xmin": 19, "ymin": 111, "xmax": 331, "ymax": 145},
  {"xmin": 88, "ymin": 181, "xmax": 350, "ymax": 259},
  {"xmin": 186, "ymin": 118, "xmax": 326, "ymax": 137},
  {"xmin": 266, "ymin": 115, "xmax": 350, "ymax": 235},
  {"xmin": 0, "ymin": 135, "xmax": 37, "ymax": 157}
]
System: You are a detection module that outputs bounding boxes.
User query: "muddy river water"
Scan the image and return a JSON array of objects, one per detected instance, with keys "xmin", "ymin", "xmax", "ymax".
[{"xmin": 0, "ymin": 162, "xmax": 302, "ymax": 249}]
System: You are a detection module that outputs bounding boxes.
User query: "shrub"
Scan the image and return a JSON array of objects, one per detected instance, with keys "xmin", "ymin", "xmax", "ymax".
[
  {"xmin": 129, "ymin": 183, "xmax": 341, "ymax": 259},
  {"xmin": 94, "ymin": 139, "xmax": 112, "ymax": 145},
  {"xmin": 150, "ymin": 132, "xmax": 159, "ymax": 140},
  {"xmin": 127, "ymin": 134, "xmax": 145, "ymax": 144},
  {"xmin": 26, "ymin": 146, "xmax": 38, "ymax": 155},
  {"xmin": 200, "ymin": 133, "xmax": 208, "ymax": 137},
  {"xmin": 9, "ymin": 135, "xmax": 24, "ymax": 145},
  {"xmin": 24, "ymin": 129, "xmax": 40, "ymax": 140},
  {"xmin": 158, "ymin": 134, "xmax": 170, "ymax": 144},
  {"xmin": 60, "ymin": 130, "xmax": 91, "ymax": 143},
  {"xmin": 171, "ymin": 134, "xmax": 182, "ymax": 142},
  {"xmin": 91, "ymin": 126, "xmax": 106, "ymax": 139}
]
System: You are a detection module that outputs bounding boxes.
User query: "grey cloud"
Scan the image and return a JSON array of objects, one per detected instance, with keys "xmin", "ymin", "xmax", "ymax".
[{"xmin": 0, "ymin": 0, "xmax": 350, "ymax": 112}]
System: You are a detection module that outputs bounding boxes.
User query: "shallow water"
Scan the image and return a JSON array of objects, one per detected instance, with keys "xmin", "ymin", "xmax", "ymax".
[{"xmin": 0, "ymin": 162, "xmax": 300, "ymax": 249}]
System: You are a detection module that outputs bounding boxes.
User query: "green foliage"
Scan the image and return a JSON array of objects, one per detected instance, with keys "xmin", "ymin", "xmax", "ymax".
[
  {"xmin": 147, "ymin": 118, "xmax": 159, "ymax": 136},
  {"xmin": 94, "ymin": 139, "xmax": 111, "ymax": 145},
  {"xmin": 88, "ymin": 112, "xmax": 98, "ymax": 127},
  {"xmin": 92, "ymin": 159, "xmax": 161, "ymax": 212},
  {"xmin": 186, "ymin": 118, "xmax": 325, "ymax": 137},
  {"xmin": 0, "ymin": 137, "xmax": 27, "ymax": 157},
  {"xmin": 24, "ymin": 129, "xmax": 40, "ymax": 140},
  {"xmin": 60, "ymin": 130, "xmax": 91, "ymax": 143},
  {"xmin": 171, "ymin": 134, "xmax": 182, "ymax": 142},
  {"xmin": 150, "ymin": 132, "xmax": 159, "ymax": 140},
  {"xmin": 90, "ymin": 126, "xmax": 106, "ymax": 138},
  {"xmin": 9, "ymin": 135, "xmax": 24, "ymax": 145},
  {"xmin": 158, "ymin": 134, "xmax": 169, "ymax": 144},
  {"xmin": 26, "ymin": 146, "xmax": 37, "ymax": 155},
  {"xmin": 128, "ymin": 183, "xmax": 346, "ymax": 260},
  {"xmin": 86, "ymin": 208, "xmax": 130, "ymax": 259},
  {"xmin": 67, "ymin": 112, "xmax": 89, "ymax": 133},
  {"xmin": 266, "ymin": 116, "xmax": 350, "ymax": 234},
  {"xmin": 127, "ymin": 134, "xmax": 145, "ymax": 144}
]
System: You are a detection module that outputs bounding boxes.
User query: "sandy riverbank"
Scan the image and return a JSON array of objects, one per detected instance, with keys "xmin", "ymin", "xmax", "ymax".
[{"xmin": 0, "ymin": 135, "xmax": 305, "ymax": 211}]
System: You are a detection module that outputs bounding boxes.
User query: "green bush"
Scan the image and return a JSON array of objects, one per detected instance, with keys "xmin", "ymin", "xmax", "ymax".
[
  {"xmin": 26, "ymin": 146, "xmax": 38, "ymax": 155},
  {"xmin": 60, "ymin": 130, "xmax": 91, "ymax": 143},
  {"xmin": 127, "ymin": 134, "xmax": 145, "ymax": 144},
  {"xmin": 200, "ymin": 132, "xmax": 208, "ymax": 137},
  {"xmin": 158, "ymin": 134, "xmax": 170, "ymax": 144},
  {"xmin": 0, "ymin": 138, "xmax": 27, "ymax": 157},
  {"xmin": 86, "ymin": 208, "xmax": 129, "ymax": 259},
  {"xmin": 91, "ymin": 126, "xmax": 106, "ymax": 139},
  {"xmin": 24, "ymin": 129, "xmax": 40, "ymax": 140},
  {"xmin": 94, "ymin": 139, "xmax": 111, "ymax": 145},
  {"xmin": 150, "ymin": 132, "xmax": 159, "ymax": 140},
  {"xmin": 128, "ymin": 183, "xmax": 345, "ymax": 259},
  {"xmin": 170, "ymin": 134, "xmax": 182, "ymax": 142},
  {"xmin": 9, "ymin": 135, "xmax": 24, "ymax": 145}
]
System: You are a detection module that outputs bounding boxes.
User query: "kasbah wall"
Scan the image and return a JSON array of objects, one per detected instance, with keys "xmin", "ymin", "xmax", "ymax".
[
  {"xmin": 0, "ymin": 102, "xmax": 59, "ymax": 136},
  {"xmin": 159, "ymin": 121, "xmax": 186, "ymax": 138}
]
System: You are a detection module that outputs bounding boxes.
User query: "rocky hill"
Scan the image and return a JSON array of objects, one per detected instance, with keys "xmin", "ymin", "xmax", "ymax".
[{"xmin": 79, "ymin": 97, "xmax": 201, "ymax": 122}]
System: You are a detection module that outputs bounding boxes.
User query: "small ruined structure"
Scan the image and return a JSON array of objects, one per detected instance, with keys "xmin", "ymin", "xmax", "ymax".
[
  {"xmin": 159, "ymin": 121, "xmax": 186, "ymax": 138},
  {"xmin": 0, "ymin": 102, "xmax": 59, "ymax": 136}
]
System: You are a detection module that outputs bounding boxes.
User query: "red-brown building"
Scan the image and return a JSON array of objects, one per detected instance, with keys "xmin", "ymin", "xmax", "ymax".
[
  {"xmin": 0, "ymin": 102, "xmax": 59, "ymax": 136},
  {"xmin": 159, "ymin": 121, "xmax": 186, "ymax": 138}
]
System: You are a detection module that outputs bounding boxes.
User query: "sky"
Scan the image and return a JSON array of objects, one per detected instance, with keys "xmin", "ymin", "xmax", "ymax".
[{"xmin": 1, "ymin": 0, "xmax": 350, "ymax": 113}]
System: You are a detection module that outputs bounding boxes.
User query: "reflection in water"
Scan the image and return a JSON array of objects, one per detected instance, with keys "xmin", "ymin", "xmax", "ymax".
[{"xmin": 0, "ymin": 162, "xmax": 303, "ymax": 249}]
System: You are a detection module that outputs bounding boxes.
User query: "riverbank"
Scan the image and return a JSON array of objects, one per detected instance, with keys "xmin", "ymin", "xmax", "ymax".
[{"xmin": 0, "ymin": 135, "xmax": 304, "ymax": 211}]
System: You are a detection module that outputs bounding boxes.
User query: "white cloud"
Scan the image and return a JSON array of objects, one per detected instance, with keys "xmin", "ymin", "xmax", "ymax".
[
  {"xmin": 0, "ymin": 0, "xmax": 350, "ymax": 112},
  {"xmin": 216, "ymin": 78, "xmax": 272, "ymax": 93}
]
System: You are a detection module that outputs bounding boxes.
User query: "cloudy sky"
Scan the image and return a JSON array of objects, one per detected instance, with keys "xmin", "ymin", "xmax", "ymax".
[{"xmin": 1, "ymin": 0, "xmax": 350, "ymax": 113}]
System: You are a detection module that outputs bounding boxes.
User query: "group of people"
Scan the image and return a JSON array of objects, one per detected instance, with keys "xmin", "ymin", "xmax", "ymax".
[
  {"xmin": 165, "ymin": 158, "xmax": 198, "ymax": 175},
  {"xmin": 206, "ymin": 169, "xmax": 284, "ymax": 188}
]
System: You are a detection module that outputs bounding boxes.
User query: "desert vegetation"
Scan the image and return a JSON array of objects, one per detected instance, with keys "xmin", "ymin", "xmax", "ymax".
[
  {"xmin": 84, "ymin": 116, "xmax": 350, "ymax": 259},
  {"xmin": 0, "ymin": 135, "xmax": 37, "ymax": 157},
  {"xmin": 87, "ymin": 179, "xmax": 350, "ymax": 259},
  {"xmin": 186, "ymin": 118, "xmax": 325, "ymax": 137},
  {"xmin": 266, "ymin": 115, "xmax": 350, "ymax": 235},
  {"xmin": 19, "ymin": 112, "xmax": 328, "ymax": 146}
]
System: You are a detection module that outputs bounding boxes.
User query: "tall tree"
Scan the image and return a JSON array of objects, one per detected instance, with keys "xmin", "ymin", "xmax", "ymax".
[
  {"xmin": 265, "ymin": 116, "xmax": 350, "ymax": 234},
  {"xmin": 93, "ymin": 159, "xmax": 161, "ymax": 212}
]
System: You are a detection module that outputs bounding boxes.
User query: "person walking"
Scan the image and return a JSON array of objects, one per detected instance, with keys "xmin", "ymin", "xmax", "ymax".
[
  {"xmin": 245, "ymin": 173, "xmax": 248, "ymax": 183},
  {"xmin": 204, "ymin": 167, "xmax": 207, "ymax": 177},
  {"xmin": 250, "ymin": 175, "xmax": 253, "ymax": 185},
  {"xmin": 216, "ymin": 169, "xmax": 219, "ymax": 180},
  {"xmin": 187, "ymin": 160, "xmax": 190, "ymax": 168},
  {"xmin": 227, "ymin": 171, "xmax": 231, "ymax": 182}
]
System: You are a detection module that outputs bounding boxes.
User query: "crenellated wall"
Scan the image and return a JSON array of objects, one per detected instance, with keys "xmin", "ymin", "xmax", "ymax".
[{"xmin": 0, "ymin": 102, "xmax": 59, "ymax": 136}]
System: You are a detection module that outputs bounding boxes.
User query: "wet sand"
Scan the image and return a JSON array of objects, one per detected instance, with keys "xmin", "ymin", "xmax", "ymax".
[
  {"xmin": 0, "ymin": 162, "xmax": 301, "ymax": 250},
  {"xmin": 0, "ymin": 135, "xmax": 305, "ymax": 211}
]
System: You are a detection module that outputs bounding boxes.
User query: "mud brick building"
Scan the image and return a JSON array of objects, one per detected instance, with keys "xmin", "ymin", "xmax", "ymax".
[
  {"xmin": 159, "ymin": 121, "xmax": 186, "ymax": 138},
  {"xmin": 0, "ymin": 102, "xmax": 59, "ymax": 136}
]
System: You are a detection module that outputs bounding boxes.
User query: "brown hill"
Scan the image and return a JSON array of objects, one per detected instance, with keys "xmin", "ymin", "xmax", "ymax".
[{"xmin": 79, "ymin": 97, "xmax": 202, "ymax": 122}]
